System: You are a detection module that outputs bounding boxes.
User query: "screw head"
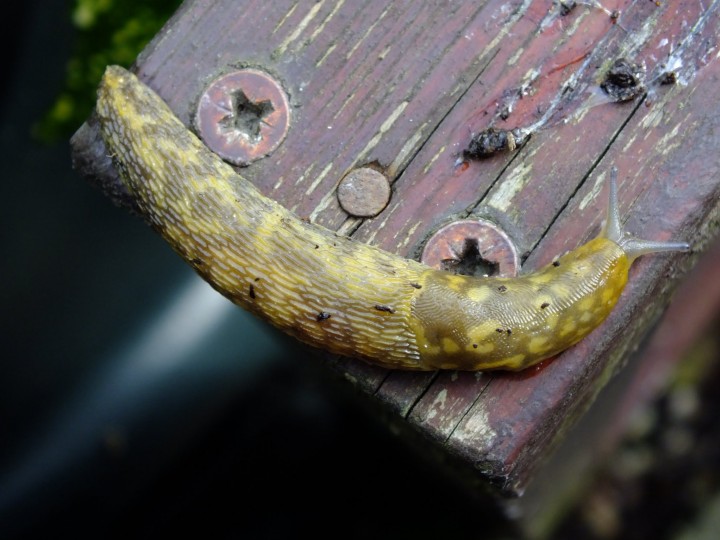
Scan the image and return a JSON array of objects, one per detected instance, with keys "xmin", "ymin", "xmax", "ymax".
[
  {"xmin": 337, "ymin": 167, "xmax": 391, "ymax": 217},
  {"xmin": 421, "ymin": 219, "xmax": 519, "ymax": 277},
  {"xmin": 196, "ymin": 69, "xmax": 290, "ymax": 166}
]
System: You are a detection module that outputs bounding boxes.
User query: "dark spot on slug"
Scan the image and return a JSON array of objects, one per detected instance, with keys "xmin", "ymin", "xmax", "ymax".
[
  {"xmin": 314, "ymin": 244, "xmax": 320, "ymax": 249},
  {"xmin": 410, "ymin": 282, "xmax": 422, "ymax": 289},
  {"xmin": 316, "ymin": 312, "xmax": 331, "ymax": 322},
  {"xmin": 249, "ymin": 284, "xmax": 256, "ymax": 299},
  {"xmin": 374, "ymin": 304, "xmax": 396, "ymax": 314},
  {"xmin": 497, "ymin": 285, "xmax": 508, "ymax": 292},
  {"xmin": 191, "ymin": 257, "xmax": 203, "ymax": 265},
  {"xmin": 552, "ymin": 260, "xmax": 560, "ymax": 267},
  {"xmin": 496, "ymin": 328, "xmax": 504, "ymax": 333},
  {"xmin": 472, "ymin": 343, "xmax": 478, "ymax": 349},
  {"xmin": 507, "ymin": 329, "xmax": 512, "ymax": 335},
  {"xmin": 540, "ymin": 302, "xmax": 550, "ymax": 309}
]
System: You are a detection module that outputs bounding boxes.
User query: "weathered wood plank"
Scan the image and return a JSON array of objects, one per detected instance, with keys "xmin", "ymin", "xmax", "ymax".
[
  {"xmin": 72, "ymin": 0, "xmax": 720, "ymax": 497},
  {"xmin": 408, "ymin": 371, "xmax": 490, "ymax": 442}
]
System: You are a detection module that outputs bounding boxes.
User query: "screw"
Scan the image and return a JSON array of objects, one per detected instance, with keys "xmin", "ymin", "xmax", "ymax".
[
  {"xmin": 421, "ymin": 219, "xmax": 519, "ymax": 277},
  {"xmin": 337, "ymin": 167, "xmax": 391, "ymax": 217},
  {"xmin": 195, "ymin": 69, "xmax": 290, "ymax": 166}
]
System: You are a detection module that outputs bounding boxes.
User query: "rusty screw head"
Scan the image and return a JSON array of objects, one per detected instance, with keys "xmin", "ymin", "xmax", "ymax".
[
  {"xmin": 196, "ymin": 69, "xmax": 290, "ymax": 166},
  {"xmin": 421, "ymin": 219, "xmax": 519, "ymax": 277},
  {"xmin": 337, "ymin": 167, "xmax": 391, "ymax": 217}
]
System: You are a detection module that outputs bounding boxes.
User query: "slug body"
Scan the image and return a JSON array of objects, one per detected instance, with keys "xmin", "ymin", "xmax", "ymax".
[{"xmin": 95, "ymin": 66, "xmax": 688, "ymax": 371}]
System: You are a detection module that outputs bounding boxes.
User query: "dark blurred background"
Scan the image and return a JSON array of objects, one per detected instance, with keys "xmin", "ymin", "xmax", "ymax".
[{"xmin": 0, "ymin": 2, "xmax": 490, "ymax": 537}]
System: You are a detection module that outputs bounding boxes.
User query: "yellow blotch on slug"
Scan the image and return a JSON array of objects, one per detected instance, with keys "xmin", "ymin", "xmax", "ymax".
[
  {"xmin": 494, "ymin": 354, "xmax": 526, "ymax": 370},
  {"xmin": 440, "ymin": 362, "xmax": 460, "ymax": 370},
  {"xmin": 544, "ymin": 312, "xmax": 559, "ymax": 330},
  {"xmin": 559, "ymin": 320, "xmax": 577, "ymax": 337},
  {"xmin": 467, "ymin": 287, "xmax": 491, "ymax": 303},
  {"xmin": 468, "ymin": 320, "xmax": 505, "ymax": 342},
  {"xmin": 602, "ymin": 286, "xmax": 619, "ymax": 304},
  {"xmin": 444, "ymin": 275, "xmax": 470, "ymax": 292},
  {"xmin": 528, "ymin": 336, "xmax": 551, "ymax": 354},
  {"xmin": 442, "ymin": 338, "xmax": 461, "ymax": 354},
  {"xmin": 415, "ymin": 328, "xmax": 442, "ymax": 356},
  {"xmin": 467, "ymin": 341, "xmax": 495, "ymax": 354}
]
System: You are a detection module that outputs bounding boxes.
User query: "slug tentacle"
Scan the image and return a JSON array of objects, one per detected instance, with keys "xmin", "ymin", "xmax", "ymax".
[
  {"xmin": 95, "ymin": 66, "xmax": 688, "ymax": 372},
  {"xmin": 603, "ymin": 166, "xmax": 690, "ymax": 262}
]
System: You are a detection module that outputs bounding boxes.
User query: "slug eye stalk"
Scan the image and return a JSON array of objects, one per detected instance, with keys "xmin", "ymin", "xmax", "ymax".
[{"xmin": 603, "ymin": 166, "xmax": 690, "ymax": 261}]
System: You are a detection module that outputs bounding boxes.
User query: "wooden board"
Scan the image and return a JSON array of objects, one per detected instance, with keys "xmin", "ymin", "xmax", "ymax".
[{"xmin": 71, "ymin": 0, "xmax": 720, "ymax": 497}]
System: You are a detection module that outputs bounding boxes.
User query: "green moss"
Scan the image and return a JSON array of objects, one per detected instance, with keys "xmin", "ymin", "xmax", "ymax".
[{"xmin": 35, "ymin": 0, "xmax": 182, "ymax": 142}]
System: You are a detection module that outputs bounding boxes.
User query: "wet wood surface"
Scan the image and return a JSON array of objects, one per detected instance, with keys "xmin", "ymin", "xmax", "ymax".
[{"xmin": 72, "ymin": 0, "xmax": 720, "ymax": 496}]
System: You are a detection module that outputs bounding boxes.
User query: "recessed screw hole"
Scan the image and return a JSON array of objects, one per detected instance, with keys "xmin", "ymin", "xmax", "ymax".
[
  {"xmin": 441, "ymin": 238, "xmax": 500, "ymax": 277},
  {"xmin": 223, "ymin": 89, "xmax": 275, "ymax": 142}
]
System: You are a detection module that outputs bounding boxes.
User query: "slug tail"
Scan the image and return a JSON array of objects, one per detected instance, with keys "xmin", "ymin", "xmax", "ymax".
[{"xmin": 602, "ymin": 167, "xmax": 690, "ymax": 262}]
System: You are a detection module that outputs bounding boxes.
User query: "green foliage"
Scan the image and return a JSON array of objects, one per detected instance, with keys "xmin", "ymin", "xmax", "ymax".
[{"xmin": 37, "ymin": 0, "xmax": 182, "ymax": 142}]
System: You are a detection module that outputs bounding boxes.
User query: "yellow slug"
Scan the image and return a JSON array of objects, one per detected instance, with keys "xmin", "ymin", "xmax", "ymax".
[{"xmin": 95, "ymin": 66, "xmax": 689, "ymax": 371}]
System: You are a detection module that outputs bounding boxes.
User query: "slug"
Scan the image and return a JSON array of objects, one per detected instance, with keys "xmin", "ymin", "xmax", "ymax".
[{"xmin": 95, "ymin": 66, "xmax": 689, "ymax": 371}]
